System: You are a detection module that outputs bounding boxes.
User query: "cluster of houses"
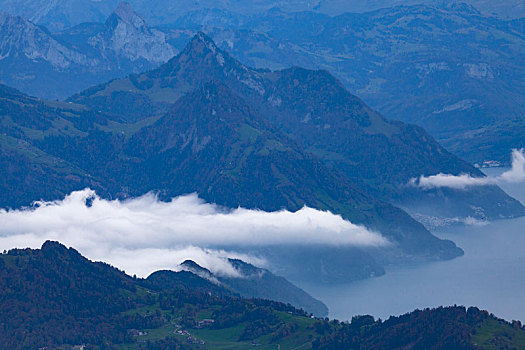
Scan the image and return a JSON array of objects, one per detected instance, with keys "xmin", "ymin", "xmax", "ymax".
[
  {"xmin": 172, "ymin": 319, "xmax": 214, "ymax": 344},
  {"xmin": 196, "ymin": 318, "xmax": 215, "ymax": 328},
  {"xmin": 128, "ymin": 329, "xmax": 148, "ymax": 337}
]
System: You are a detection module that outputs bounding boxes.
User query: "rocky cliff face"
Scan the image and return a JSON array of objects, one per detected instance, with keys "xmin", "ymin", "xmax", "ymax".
[
  {"xmin": 0, "ymin": 11, "xmax": 94, "ymax": 69},
  {"xmin": 88, "ymin": 2, "xmax": 175, "ymax": 64},
  {"xmin": 0, "ymin": 4, "xmax": 176, "ymax": 99}
]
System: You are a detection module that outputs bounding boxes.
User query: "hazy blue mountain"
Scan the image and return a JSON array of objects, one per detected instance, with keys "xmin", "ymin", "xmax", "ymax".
[
  {"xmin": 0, "ymin": 78, "xmax": 456, "ymax": 284},
  {"xmin": 116, "ymin": 80, "xmax": 453, "ymax": 279},
  {"xmin": 1, "ymin": 33, "xmax": 523, "ymax": 283},
  {"xmin": 444, "ymin": 115, "xmax": 525, "ymax": 166},
  {"xmin": 0, "ymin": 35, "xmax": 470, "ymax": 284},
  {"xmin": 176, "ymin": 4, "xmax": 525, "ymax": 165},
  {"xmin": 314, "ymin": 0, "xmax": 525, "ymax": 18},
  {"xmin": 70, "ymin": 33, "xmax": 525, "ymax": 225},
  {"xmin": 0, "ymin": 4, "xmax": 176, "ymax": 99},
  {"xmin": 179, "ymin": 259, "xmax": 329, "ymax": 316},
  {"xmin": 2, "ymin": 2, "xmax": 523, "ymax": 163},
  {"xmin": 0, "ymin": 0, "xmax": 523, "ymax": 32}
]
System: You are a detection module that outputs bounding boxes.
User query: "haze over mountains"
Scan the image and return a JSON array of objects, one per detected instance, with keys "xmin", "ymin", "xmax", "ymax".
[
  {"xmin": 1, "ymin": 30, "xmax": 524, "ymax": 285},
  {"xmin": 0, "ymin": 0, "xmax": 523, "ymax": 32},
  {"xmin": 1, "ymin": 2, "xmax": 525, "ymax": 347},
  {"xmin": 0, "ymin": 3, "xmax": 176, "ymax": 99},
  {"xmin": 0, "ymin": 2, "xmax": 524, "ymax": 166},
  {"xmin": 68, "ymin": 32, "xmax": 525, "ymax": 225}
]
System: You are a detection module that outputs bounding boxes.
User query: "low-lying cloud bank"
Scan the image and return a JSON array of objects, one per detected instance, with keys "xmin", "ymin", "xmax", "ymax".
[
  {"xmin": 411, "ymin": 149, "xmax": 525, "ymax": 190},
  {"xmin": 0, "ymin": 190, "xmax": 387, "ymax": 277}
]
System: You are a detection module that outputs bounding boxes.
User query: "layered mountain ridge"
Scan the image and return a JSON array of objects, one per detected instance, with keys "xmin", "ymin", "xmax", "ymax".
[
  {"xmin": 1, "ymin": 32, "xmax": 523, "ymax": 284},
  {"xmin": 70, "ymin": 32, "xmax": 525, "ymax": 225},
  {"xmin": 0, "ymin": 0, "xmax": 522, "ymax": 32},
  {"xmin": 0, "ymin": 4, "xmax": 177, "ymax": 99},
  {"xmin": 1, "ymin": 2, "xmax": 523, "ymax": 164},
  {"xmin": 179, "ymin": 259, "xmax": 329, "ymax": 316}
]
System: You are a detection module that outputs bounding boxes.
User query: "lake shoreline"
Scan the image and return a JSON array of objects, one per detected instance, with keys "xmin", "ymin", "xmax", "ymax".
[{"xmin": 300, "ymin": 167, "xmax": 525, "ymax": 323}]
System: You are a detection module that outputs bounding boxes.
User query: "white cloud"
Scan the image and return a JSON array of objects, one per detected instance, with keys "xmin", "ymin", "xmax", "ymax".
[
  {"xmin": 500, "ymin": 149, "xmax": 525, "ymax": 183},
  {"xmin": 411, "ymin": 149, "xmax": 525, "ymax": 190},
  {"xmin": 0, "ymin": 190, "xmax": 387, "ymax": 277}
]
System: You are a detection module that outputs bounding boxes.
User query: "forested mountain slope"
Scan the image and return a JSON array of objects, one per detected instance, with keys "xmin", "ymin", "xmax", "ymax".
[{"xmin": 0, "ymin": 241, "xmax": 523, "ymax": 349}]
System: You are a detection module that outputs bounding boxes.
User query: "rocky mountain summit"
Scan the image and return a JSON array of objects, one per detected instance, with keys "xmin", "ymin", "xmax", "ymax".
[
  {"xmin": 86, "ymin": 2, "xmax": 176, "ymax": 65},
  {"xmin": 0, "ymin": 11, "xmax": 93, "ymax": 69},
  {"xmin": 0, "ymin": 3, "xmax": 176, "ymax": 99}
]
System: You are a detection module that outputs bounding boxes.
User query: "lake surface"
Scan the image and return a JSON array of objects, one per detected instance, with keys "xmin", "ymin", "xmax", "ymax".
[{"xmin": 301, "ymin": 168, "xmax": 525, "ymax": 322}]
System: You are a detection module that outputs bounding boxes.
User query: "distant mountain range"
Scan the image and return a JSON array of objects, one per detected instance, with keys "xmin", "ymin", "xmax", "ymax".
[
  {"xmin": 0, "ymin": 2, "xmax": 523, "ymax": 165},
  {"xmin": 0, "ymin": 0, "xmax": 523, "ymax": 32},
  {"xmin": 0, "ymin": 3, "xmax": 176, "ymax": 99},
  {"xmin": 1, "ymin": 241, "xmax": 523, "ymax": 349},
  {"xmin": 173, "ymin": 3, "xmax": 525, "ymax": 165}
]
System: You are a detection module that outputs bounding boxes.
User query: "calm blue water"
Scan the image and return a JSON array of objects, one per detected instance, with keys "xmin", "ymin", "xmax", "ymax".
[{"xmin": 302, "ymin": 168, "xmax": 525, "ymax": 322}]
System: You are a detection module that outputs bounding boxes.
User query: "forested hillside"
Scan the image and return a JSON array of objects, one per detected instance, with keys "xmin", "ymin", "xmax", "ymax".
[{"xmin": 0, "ymin": 242, "xmax": 523, "ymax": 349}]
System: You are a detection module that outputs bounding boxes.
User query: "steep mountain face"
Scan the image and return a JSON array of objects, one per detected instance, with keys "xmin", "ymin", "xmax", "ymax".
[
  {"xmin": 0, "ymin": 11, "xmax": 92, "ymax": 68},
  {"xmin": 70, "ymin": 33, "xmax": 525, "ymax": 224},
  {"xmin": 0, "ymin": 84, "xmax": 111, "ymax": 207},
  {"xmin": 179, "ymin": 259, "xmax": 329, "ymax": 316},
  {"xmin": 121, "ymin": 81, "xmax": 457, "ymax": 279},
  {"xmin": 0, "ymin": 5, "xmax": 176, "ymax": 99},
  {"xmin": 0, "ymin": 46, "xmax": 469, "ymax": 286},
  {"xmin": 0, "ymin": 34, "xmax": 520, "ymax": 282},
  {"xmin": 162, "ymin": 4, "xmax": 525, "ymax": 164},
  {"xmin": 0, "ymin": 11, "xmax": 101, "ymax": 98},
  {"xmin": 85, "ymin": 2, "xmax": 175, "ymax": 65}
]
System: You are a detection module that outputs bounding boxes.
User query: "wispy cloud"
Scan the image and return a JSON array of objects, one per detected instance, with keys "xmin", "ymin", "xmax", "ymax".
[
  {"xmin": 410, "ymin": 149, "xmax": 525, "ymax": 190},
  {"xmin": 0, "ymin": 190, "xmax": 387, "ymax": 277}
]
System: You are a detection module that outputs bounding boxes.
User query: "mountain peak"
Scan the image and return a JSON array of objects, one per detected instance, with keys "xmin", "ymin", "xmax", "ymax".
[
  {"xmin": 180, "ymin": 260, "xmax": 212, "ymax": 275},
  {"xmin": 113, "ymin": 2, "xmax": 140, "ymax": 22},
  {"xmin": 182, "ymin": 31, "xmax": 222, "ymax": 57},
  {"xmin": 193, "ymin": 31, "xmax": 214, "ymax": 44},
  {"xmin": 154, "ymin": 32, "xmax": 253, "ymax": 86},
  {"xmin": 106, "ymin": 1, "xmax": 146, "ymax": 30},
  {"xmin": 93, "ymin": 1, "xmax": 175, "ymax": 64}
]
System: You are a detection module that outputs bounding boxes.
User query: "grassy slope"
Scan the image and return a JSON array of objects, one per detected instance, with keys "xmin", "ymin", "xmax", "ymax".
[
  {"xmin": 472, "ymin": 318, "xmax": 525, "ymax": 349},
  {"xmin": 116, "ymin": 300, "xmax": 318, "ymax": 349}
]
